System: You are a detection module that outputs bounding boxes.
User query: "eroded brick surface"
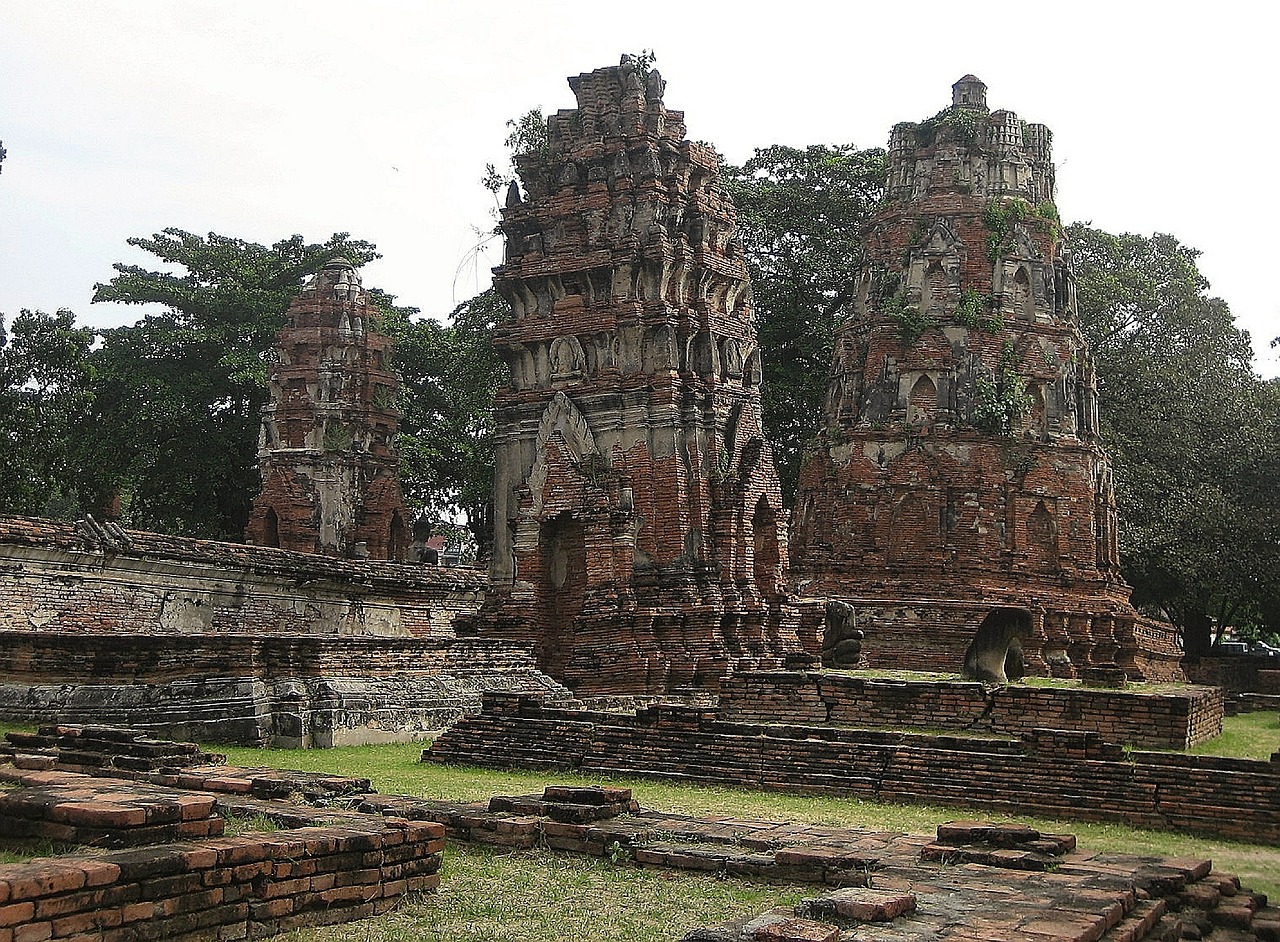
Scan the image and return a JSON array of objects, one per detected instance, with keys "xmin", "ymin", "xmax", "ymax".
[
  {"xmin": 246, "ymin": 259, "xmax": 409, "ymax": 561},
  {"xmin": 791, "ymin": 76, "xmax": 1180, "ymax": 683},
  {"xmin": 716, "ymin": 671, "xmax": 1224, "ymax": 748},
  {"xmin": 473, "ymin": 58, "xmax": 798, "ymax": 695},
  {"xmin": 0, "ymin": 763, "xmax": 442, "ymax": 942}
]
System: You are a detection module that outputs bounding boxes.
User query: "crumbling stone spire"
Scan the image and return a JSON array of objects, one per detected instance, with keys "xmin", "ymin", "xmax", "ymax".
[
  {"xmin": 792, "ymin": 77, "xmax": 1179, "ymax": 681},
  {"xmin": 475, "ymin": 56, "xmax": 798, "ymax": 694},
  {"xmin": 246, "ymin": 259, "xmax": 410, "ymax": 560}
]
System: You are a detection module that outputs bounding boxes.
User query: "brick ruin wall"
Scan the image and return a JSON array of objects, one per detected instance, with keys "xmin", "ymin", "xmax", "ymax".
[
  {"xmin": 1184, "ymin": 656, "xmax": 1280, "ymax": 694},
  {"xmin": 0, "ymin": 815, "xmax": 443, "ymax": 941},
  {"xmin": 0, "ymin": 515, "xmax": 582, "ymax": 747},
  {"xmin": 0, "ymin": 633, "xmax": 572, "ymax": 747},
  {"xmin": 716, "ymin": 671, "xmax": 1223, "ymax": 748},
  {"xmin": 0, "ymin": 515, "xmax": 484, "ymax": 639},
  {"xmin": 428, "ymin": 693, "xmax": 1280, "ymax": 844}
]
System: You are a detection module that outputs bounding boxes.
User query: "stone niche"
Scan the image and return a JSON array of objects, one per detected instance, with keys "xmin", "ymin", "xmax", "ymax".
[{"xmin": 469, "ymin": 57, "xmax": 801, "ymax": 695}]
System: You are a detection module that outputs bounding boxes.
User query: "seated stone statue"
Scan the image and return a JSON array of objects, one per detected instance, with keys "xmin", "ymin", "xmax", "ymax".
[
  {"xmin": 962, "ymin": 607, "xmax": 1032, "ymax": 683},
  {"xmin": 821, "ymin": 600, "xmax": 864, "ymax": 669}
]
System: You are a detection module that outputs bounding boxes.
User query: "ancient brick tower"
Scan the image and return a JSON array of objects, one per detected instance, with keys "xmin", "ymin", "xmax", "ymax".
[
  {"xmin": 246, "ymin": 259, "xmax": 410, "ymax": 560},
  {"xmin": 792, "ymin": 76, "xmax": 1180, "ymax": 680},
  {"xmin": 478, "ymin": 57, "xmax": 797, "ymax": 695}
]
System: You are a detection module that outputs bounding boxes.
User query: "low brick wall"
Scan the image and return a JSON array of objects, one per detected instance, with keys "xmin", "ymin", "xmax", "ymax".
[
  {"xmin": 0, "ymin": 633, "xmax": 574, "ymax": 747},
  {"xmin": 0, "ymin": 514, "xmax": 486, "ymax": 638},
  {"xmin": 427, "ymin": 692, "xmax": 1280, "ymax": 844},
  {"xmin": 716, "ymin": 671, "xmax": 1224, "ymax": 748},
  {"xmin": 0, "ymin": 818, "xmax": 443, "ymax": 941},
  {"xmin": 1184, "ymin": 656, "xmax": 1280, "ymax": 695}
]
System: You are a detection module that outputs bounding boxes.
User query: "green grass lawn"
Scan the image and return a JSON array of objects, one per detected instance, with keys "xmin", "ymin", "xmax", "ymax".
[
  {"xmin": 1190, "ymin": 709, "xmax": 1280, "ymax": 760},
  {"xmin": 276, "ymin": 845, "xmax": 808, "ymax": 942}
]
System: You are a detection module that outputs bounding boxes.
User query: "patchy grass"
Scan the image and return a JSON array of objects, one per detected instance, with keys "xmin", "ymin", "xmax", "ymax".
[
  {"xmin": 0, "ymin": 837, "xmax": 96, "ymax": 865},
  {"xmin": 1190, "ymin": 710, "xmax": 1280, "ymax": 761},
  {"xmin": 220, "ymin": 811, "xmax": 281, "ymax": 836},
  {"xmin": 823, "ymin": 668, "xmax": 1202, "ymax": 695},
  {"xmin": 277, "ymin": 844, "xmax": 804, "ymax": 942}
]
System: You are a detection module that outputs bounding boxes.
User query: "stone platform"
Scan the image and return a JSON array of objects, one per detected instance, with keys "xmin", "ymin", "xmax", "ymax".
[{"xmin": 0, "ymin": 632, "xmax": 574, "ymax": 747}]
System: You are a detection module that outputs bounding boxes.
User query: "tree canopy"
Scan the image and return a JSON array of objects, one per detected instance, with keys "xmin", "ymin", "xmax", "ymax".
[
  {"xmin": 0, "ymin": 308, "xmax": 95, "ymax": 517},
  {"xmin": 2, "ymin": 156, "xmax": 1276, "ymax": 652},
  {"xmin": 381, "ymin": 288, "xmax": 506, "ymax": 558},
  {"xmin": 1069, "ymin": 224, "xmax": 1280, "ymax": 650},
  {"xmin": 721, "ymin": 144, "xmax": 887, "ymax": 500},
  {"xmin": 83, "ymin": 229, "xmax": 380, "ymax": 539}
]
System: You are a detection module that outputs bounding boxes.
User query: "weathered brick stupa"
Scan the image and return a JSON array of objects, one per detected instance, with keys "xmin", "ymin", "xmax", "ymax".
[
  {"xmin": 246, "ymin": 259, "xmax": 410, "ymax": 561},
  {"xmin": 792, "ymin": 76, "xmax": 1181, "ymax": 681},
  {"xmin": 474, "ymin": 57, "xmax": 799, "ymax": 695}
]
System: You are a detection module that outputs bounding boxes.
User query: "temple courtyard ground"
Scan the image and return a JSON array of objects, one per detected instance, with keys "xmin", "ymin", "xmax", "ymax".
[{"xmin": 3, "ymin": 713, "xmax": 1278, "ymax": 941}]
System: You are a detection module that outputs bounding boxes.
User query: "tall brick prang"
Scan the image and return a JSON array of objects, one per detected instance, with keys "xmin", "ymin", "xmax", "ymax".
[
  {"xmin": 792, "ymin": 76, "xmax": 1180, "ymax": 680},
  {"xmin": 246, "ymin": 259, "xmax": 410, "ymax": 560},
  {"xmin": 476, "ymin": 56, "xmax": 799, "ymax": 695}
]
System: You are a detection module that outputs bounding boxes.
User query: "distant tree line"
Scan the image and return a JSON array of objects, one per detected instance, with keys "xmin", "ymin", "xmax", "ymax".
[{"xmin": 1, "ymin": 146, "xmax": 1276, "ymax": 655}]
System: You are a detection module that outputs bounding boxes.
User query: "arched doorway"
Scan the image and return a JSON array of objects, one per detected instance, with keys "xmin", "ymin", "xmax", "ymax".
[
  {"xmin": 263, "ymin": 508, "xmax": 280, "ymax": 548},
  {"xmin": 752, "ymin": 495, "xmax": 780, "ymax": 598}
]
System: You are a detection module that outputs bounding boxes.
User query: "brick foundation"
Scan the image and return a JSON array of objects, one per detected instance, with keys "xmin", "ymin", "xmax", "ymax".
[
  {"xmin": 795, "ymin": 599, "xmax": 1184, "ymax": 683},
  {"xmin": 1184, "ymin": 656, "xmax": 1280, "ymax": 694},
  {"xmin": 0, "ymin": 812, "xmax": 442, "ymax": 941},
  {"xmin": 716, "ymin": 671, "xmax": 1223, "ymax": 748}
]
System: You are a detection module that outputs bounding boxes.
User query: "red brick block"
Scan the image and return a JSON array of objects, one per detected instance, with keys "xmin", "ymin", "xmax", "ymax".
[
  {"xmin": 78, "ymin": 860, "xmax": 120, "ymax": 888},
  {"xmin": 177, "ymin": 796, "xmax": 217, "ymax": 821},
  {"xmin": 752, "ymin": 917, "xmax": 839, "ymax": 942},
  {"xmin": 11, "ymin": 921, "xmax": 50, "ymax": 942},
  {"xmin": 0, "ymin": 904, "xmax": 35, "ymax": 930},
  {"xmin": 4, "ymin": 865, "xmax": 86, "ymax": 901},
  {"xmin": 261, "ymin": 878, "xmax": 310, "ymax": 901},
  {"xmin": 119, "ymin": 902, "xmax": 154, "ymax": 924},
  {"xmin": 50, "ymin": 908, "xmax": 123, "ymax": 936},
  {"xmin": 248, "ymin": 898, "xmax": 294, "ymax": 920}
]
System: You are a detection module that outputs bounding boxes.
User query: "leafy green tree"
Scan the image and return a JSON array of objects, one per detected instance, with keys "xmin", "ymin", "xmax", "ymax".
[
  {"xmin": 721, "ymin": 144, "xmax": 887, "ymax": 501},
  {"xmin": 388, "ymin": 288, "xmax": 507, "ymax": 558},
  {"xmin": 0, "ymin": 309, "xmax": 95, "ymax": 517},
  {"xmin": 84, "ymin": 229, "xmax": 379, "ymax": 539},
  {"xmin": 1069, "ymin": 224, "xmax": 1280, "ymax": 653}
]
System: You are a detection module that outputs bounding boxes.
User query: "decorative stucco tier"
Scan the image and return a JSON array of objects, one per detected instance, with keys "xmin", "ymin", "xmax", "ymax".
[
  {"xmin": 246, "ymin": 258, "xmax": 410, "ymax": 560},
  {"xmin": 792, "ymin": 76, "xmax": 1180, "ymax": 681},
  {"xmin": 472, "ymin": 57, "xmax": 801, "ymax": 695}
]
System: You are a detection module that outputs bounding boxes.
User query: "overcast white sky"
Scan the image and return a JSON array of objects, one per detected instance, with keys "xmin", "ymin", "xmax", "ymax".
[{"xmin": 2, "ymin": 1, "xmax": 1276, "ymax": 375}]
